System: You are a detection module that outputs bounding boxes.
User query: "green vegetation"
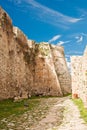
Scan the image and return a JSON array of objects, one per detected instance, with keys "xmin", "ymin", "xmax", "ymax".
[
  {"xmin": 40, "ymin": 48, "xmax": 50, "ymax": 56},
  {"xmin": 39, "ymin": 43, "xmax": 50, "ymax": 56},
  {"xmin": 72, "ymin": 98, "xmax": 87, "ymax": 123},
  {"xmin": 0, "ymin": 98, "xmax": 40, "ymax": 120},
  {"xmin": 0, "ymin": 97, "xmax": 59, "ymax": 129},
  {"xmin": 0, "ymin": 96, "xmax": 56, "ymax": 120}
]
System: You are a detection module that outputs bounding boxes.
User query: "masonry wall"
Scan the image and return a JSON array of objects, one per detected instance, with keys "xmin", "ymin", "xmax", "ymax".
[
  {"xmin": 71, "ymin": 56, "xmax": 82, "ymax": 98},
  {"xmin": 51, "ymin": 45, "xmax": 71, "ymax": 95},
  {"xmin": 71, "ymin": 47, "xmax": 87, "ymax": 107},
  {"xmin": 0, "ymin": 7, "xmax": 71, "ymax": 100}
]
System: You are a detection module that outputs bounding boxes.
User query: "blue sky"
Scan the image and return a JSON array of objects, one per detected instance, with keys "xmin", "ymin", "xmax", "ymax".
[{"xmin": 0, "ymin": 0, "xmax": 87, "ymax": 63}]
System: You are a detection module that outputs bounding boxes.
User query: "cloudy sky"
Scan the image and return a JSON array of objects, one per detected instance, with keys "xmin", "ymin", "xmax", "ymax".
[{"xmin": 0, "ymin": 0, "xmax": 87, "ymax": 62}]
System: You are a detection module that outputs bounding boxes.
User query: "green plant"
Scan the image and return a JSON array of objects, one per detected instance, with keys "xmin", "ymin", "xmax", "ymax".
[
  {"xmin": 39, "ymin": 43, "xmax": 50, "ymax": 56},
  {"xmin": 0, "ymin": 98, "xmax": 40, "ymax": 120},
  {"xmin": 72, "ymin": 98, "xmax": 87, "ymax": 123}
]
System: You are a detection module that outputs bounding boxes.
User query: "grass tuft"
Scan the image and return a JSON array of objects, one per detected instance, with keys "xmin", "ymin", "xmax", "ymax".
[
  {"xmin": 72, "ymin": 98, "xmax": 87, "ymax": 123},
  {"xmin": 0, "ymin": 98, "xmax": 39, "ymax": 120}
]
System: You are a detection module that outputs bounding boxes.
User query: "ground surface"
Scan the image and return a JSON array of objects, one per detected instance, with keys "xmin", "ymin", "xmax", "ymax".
[{"xmin": 0, "ymin": 96, "xmax": 87, "ymax": 130}]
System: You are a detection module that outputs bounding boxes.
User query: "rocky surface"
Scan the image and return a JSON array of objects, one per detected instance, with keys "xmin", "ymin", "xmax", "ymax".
[
  {"xmin": 0, "ymin": 97, "xmax": 65, "ymax": 130},
  {"xmin": 0, "ymin": 7, "xmax": 71, "ymax": 100},
  {"xmin": 1, "ymin": 96, "xmax": 87, "ymax": 130}
]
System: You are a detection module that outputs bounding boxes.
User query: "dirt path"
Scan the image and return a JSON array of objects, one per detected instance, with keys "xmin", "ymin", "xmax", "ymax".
[
  {"xmin": 57, "ymin": 98, "xmax": 87, "ymax": 130},
  {"xmin": 0, "ymin": 97, "xmax": 65, "ymax": 130},
  {"xmin": 31, "ymin": 97, "xmax": 65, "ymax": 130},
  {"xmin": 30, "ymin": 97, "xmax": 87, "ymax": 130},
  {"xmin": 1, "ymin": 96, "xmax": 87, "ymax": 130}
]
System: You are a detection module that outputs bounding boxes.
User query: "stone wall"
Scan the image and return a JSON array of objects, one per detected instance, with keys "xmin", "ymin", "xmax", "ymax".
[
  {"xmin": 51, "ymin": 45, "xmax": 71, "ymax": 95},
  {"xmin": 71, "ymin": 56, "xmax": 82, "ymax": 98},
  {"xmin": 71, "ymin": 47, "xmax": 87, "ymax": 107},
  {"xmin": 0, "ymin": 7, "xmax": 71, "ymax": 100}
]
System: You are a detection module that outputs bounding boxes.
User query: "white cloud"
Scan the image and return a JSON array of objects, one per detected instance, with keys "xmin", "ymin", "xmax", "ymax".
[
  {"xmin": 75, "ymin": 36, "xmax": 83, "ymax": 43},
  {"xmin": 69, "ymin": 33, "xmax": 87, "ymax": 44},
  {"xmin": 81, "ymin": 33, "xmax": 87, "ymax": 37},
  {"xmin": 48, "ymin": 35, "xmax": 61, "ymax": 43},
  {"xmin": 77, "ymin": 8, "xmax": 87, "ymax": 17},
  {"xmin": 17, "ymin": 0, "xmax": 82, "ymax": 28},
  {"xmin": 57, "ymin": 41, "xmax": 65, "ymax": 45},
  {"xmin": 57, "ymin": 40, "xmax": 70, "ymax": 45},
  {"xmin": 70, "ymin": 33, "xmax": 87, "ymax": 38},
  {"xmin": 69, "ymin": 18, "xmax": 82, "ymax": 23},
  {"xmin": 75, "ymin": 36, "xmax": 79, "ymax": 39}
]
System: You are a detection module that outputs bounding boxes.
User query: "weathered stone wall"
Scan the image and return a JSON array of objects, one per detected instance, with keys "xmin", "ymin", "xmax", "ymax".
[
  {"xmin": 71, "ymin": 47, "xmax": 87, "ymax": 107},
  {"xmin": 0, "ymin": 7, "xmax": 71, "ymax": 100},
  {"xmin": 51, "ymin": 45, "xmax": 71, "ymax": 95},
  {"xmin": 33, "ymin": 43, "xmax": 63, "ymax": 96},
  {"xmin": 71, "ymin": 56, "xmax": 82, "ymax": 98}
]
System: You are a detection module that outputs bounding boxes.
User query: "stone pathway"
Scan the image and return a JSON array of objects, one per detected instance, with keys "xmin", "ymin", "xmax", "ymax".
[
  {"xmin": 30, "ymin": 97, "xmax": 87, "ymax": 130},
  {"xmin": 31, "ymin": 98, "xmax": 65, "ymax": 130},
  {"xmin": 1, "ymin": 97, "xmax": 87, "ymax": 130},
  {"xmin": 0, "ymin": 98, "xmax": 64, "ymax": 130},
  {"xmin": 57, "ymin": 98, "xmax": 87, "ymax": 130}
]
